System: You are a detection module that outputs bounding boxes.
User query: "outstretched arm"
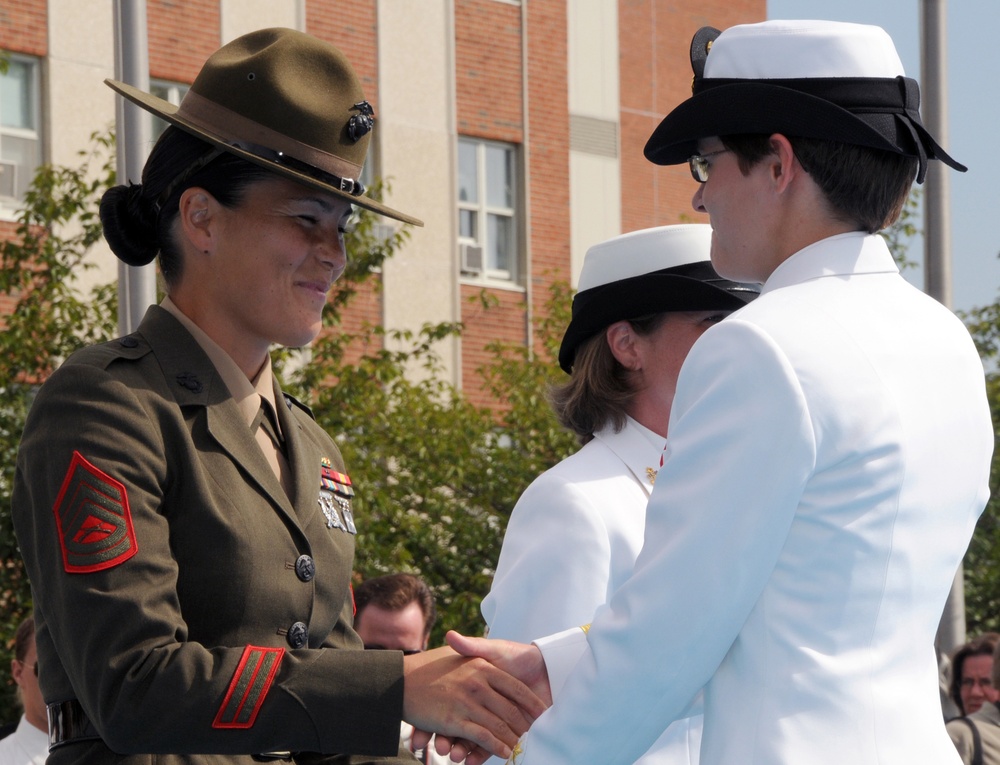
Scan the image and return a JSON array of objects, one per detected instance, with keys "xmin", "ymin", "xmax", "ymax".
[
  {"xmin": 401, "ymin": 639, "xmax": 549, "ymax": 762},
  {"xmin": 445, "ymin": 632, "xmax": 551, "ymax": 705},
  {"xmin": 408, "ymin": 632, "xmax": 552, "ymax": 764}
]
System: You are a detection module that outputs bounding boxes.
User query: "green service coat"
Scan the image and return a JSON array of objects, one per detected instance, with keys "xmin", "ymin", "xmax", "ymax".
[{"xmin": 12, "ymin": 306, "xmax": 415, "ymax": 765}]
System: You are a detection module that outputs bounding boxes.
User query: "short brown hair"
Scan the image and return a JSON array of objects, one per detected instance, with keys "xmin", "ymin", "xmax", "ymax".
[
  {"xmin": 550, "ymin": 314, "xmax": 668, "ymax": 444},
  {"xmin": 13, "ymin": 613, "xmax": 35, "ymax": 663},
  {"xmin": 992, "ymin": 639, "xmax": 1000, "ymax": 692},
  {"xmin": 950, "ymin": 632, "xmax": 1000, "ymax": 714},
  {"xmin": 354, "ymin": 574, "xmax": 437, "ymax": 638},
  {"xmin": 11, "ymin": 613, "xmax": 36, "ymax": 709},
  {"xmin": 720, "ymin": 134, "xmax": 917, "ymax": 234}
]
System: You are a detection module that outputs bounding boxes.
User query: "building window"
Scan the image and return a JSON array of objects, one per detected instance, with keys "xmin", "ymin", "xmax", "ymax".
[
  {"xmin": 457, "ymin": 137, "xmax": 518, "ymax": 283},
  {"xmin": 149, "ymin": 80, "xmax": 190, "ymax": 141},
  {"xmin": 0, "ymin": 55, "xmax": 42, "ymax": 211}
]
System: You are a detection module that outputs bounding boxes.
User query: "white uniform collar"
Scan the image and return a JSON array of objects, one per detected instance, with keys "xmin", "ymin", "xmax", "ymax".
[
  {"xmin": 592, "ymin": 416, "xmax": 666, "ymax": 495},
  {"xmin": 762, "ymin": 232, "xmax": 899, "ymax": 296},
  {"xmin": 12, "ymin": 714, "xmax": 48, "ymax": 765}
]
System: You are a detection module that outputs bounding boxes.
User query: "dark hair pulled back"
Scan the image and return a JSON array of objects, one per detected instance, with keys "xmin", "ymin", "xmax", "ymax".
[
  {"xmin": 99, "ymin": 126, "xmax": 271, "ymax": 285},
  {"xmin": 549, "ymin": 312, "xmax": 670, "ymax": 444},
  {"xmin": 13, "ymin": 612, "xmax": 35, "ymax": 663}
]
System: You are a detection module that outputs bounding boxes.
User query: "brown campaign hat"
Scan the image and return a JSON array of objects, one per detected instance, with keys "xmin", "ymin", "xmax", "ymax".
[{"xmin": 106, "ymin": 27, "xmax": 422, "ymax": 226}]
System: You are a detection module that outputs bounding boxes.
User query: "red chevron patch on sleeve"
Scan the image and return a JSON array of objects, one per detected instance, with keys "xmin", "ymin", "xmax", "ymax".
[
  {"xmin": 213, "ymin": 646, "xmax": 285, "ymax": 729},
  {"xmin": 52, "ymin": 451, "xmax": 138, "ymax": 574}
]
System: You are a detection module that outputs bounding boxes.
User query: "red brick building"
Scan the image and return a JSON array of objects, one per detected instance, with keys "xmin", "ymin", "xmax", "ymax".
[{"xmin": 0, "ymin": 1, "xmax": 764, "ymax": 405}]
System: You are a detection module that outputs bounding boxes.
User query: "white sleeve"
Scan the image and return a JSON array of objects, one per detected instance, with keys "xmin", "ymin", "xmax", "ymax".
[
  {"xmin": 532, "ymin": 626, "xmax": 590, "ymax": 698},
  {"xmin": 516, "ymin": 320, "xmax": 817, "ymax": 765},
  {"xmin": 482, "ymin": 471, "xmax": 616, "ymax": 644}
]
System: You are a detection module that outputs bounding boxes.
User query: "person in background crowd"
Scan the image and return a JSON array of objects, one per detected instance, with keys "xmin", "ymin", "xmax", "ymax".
[
  {"xmin": 948, "ymin": 638, "xmax": 1000, "ymax": 765},
  {"xmin": 354, "ymin": 574, "xmax": 457, "ymax": 765},
  {"xmin": 481, "ymin": 223, "xmax": 758, "ymax": 765},
  {"xmin": 355, "ymin": 574, "xmax": 437, "ymax": 655},
  {"xmin": 0, "ymin": 615, "xmax": 47, "ymax": 765},
  {"xmin": 951, "ymin": 634, "xmax": 1000, "ymax": 717},
  {"xmin": 942, "ymin": 648, "xmax": 962, "ymax": 721},
  {"xmin": 11, "ymin": 27, "xmax": 545, "ymax": 765}
]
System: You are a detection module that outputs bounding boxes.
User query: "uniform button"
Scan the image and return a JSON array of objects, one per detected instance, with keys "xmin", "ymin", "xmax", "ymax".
[
  {"xmin": 287, "ymin": 621, "xmax": 309, "ymax": 649},
  {"xmin": 294, "ymin": 555, "xmax": 315, "ymax": 582},
  {"xmin": 119, "ymin": 336, "xmax": 139, "ymax": 348}
]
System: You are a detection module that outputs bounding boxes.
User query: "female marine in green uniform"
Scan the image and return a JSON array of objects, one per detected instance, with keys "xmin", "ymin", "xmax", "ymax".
[{"xmin": 11, "ymin": 28, "xmax": 544, "ymax": 765}]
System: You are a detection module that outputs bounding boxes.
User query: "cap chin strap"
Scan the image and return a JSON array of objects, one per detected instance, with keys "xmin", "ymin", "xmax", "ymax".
[
  {"xmin": 230, "ymin": 140, "xmax": 366, "ymax": 196},
  {"xmin": 155, "ymin": 148, "xmax": 225, "ymax": 212},
  {"xmin": 153, "ymin": 139, "xmax": 367, "ymax": 215}
]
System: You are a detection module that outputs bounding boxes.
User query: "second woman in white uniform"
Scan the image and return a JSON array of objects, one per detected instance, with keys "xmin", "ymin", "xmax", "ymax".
[{"xmin": 481, "ymin": 224, "xmax": 758, "ymax": 764}]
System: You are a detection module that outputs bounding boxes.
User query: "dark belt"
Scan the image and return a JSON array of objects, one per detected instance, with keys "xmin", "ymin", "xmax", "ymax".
[
  {"xmin": 47, "ymin": 699, "xmax": 101, "ymax": 750},
  {"xmin": 48, "ymin": 698, "xmax": 293, "ymax": 760}
]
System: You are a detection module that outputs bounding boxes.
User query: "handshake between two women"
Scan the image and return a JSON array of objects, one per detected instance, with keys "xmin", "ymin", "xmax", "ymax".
[{"xmin": 402, "ymin": 632, "xmax": 551, "ymax": 764}]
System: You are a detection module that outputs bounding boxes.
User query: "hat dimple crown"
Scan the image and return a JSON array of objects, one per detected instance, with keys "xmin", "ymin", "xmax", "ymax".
[
  {"xmin": 103, "ymin": 27, "xmax": 422, "ymax": 224},
  {"xmin": 188, "ymin": 28, "xmax": 370, "ymax": 167}
]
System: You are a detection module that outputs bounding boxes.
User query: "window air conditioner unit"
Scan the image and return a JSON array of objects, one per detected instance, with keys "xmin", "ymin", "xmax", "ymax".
[
  {"xmin": 459, "ymin": 243, "xmax": 484, "ymax": 275},
  {"xmin": 0, "ymin": 161, "xmax": 15, "ymax": 198},
  {"xmin": 371, "ymin": 222, "xmax": 395, "ymax": 243}
]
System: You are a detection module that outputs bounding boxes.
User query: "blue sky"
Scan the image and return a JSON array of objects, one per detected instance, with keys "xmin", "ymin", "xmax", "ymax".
[{"xmin": 766, "ymin": 1, "xmax": 999, "ymax": 314}]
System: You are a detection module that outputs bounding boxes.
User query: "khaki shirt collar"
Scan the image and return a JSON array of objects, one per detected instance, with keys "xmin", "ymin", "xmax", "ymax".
[{"xmin": 159, "ymin": 297, "xmax": 282, "ymax": 438}]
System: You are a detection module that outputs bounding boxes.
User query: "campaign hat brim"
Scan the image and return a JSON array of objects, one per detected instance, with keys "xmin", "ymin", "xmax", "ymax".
[{"xmin": 107, "ymin": 78, "xmax": 423, "ymax": 227}]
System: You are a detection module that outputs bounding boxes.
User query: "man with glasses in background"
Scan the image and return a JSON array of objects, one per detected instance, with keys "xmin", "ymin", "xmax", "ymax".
[{"xmin": 355, "ymin": 575, "xmax": 457, "ymax": 765}]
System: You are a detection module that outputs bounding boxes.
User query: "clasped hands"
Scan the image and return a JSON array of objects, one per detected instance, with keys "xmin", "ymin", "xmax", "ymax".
[{"xmin": 402, "ymin": 631, "xmax": 551, "ymax": 765}]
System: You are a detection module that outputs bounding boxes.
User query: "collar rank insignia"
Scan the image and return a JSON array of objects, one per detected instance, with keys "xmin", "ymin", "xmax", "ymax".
[
  {"xmin": 645, "ymin": 467, "xmax": 657, "ymax": 485},
  {"xmin": 319, "ymin": 458, "xmax": 357, "ymax": 534}
]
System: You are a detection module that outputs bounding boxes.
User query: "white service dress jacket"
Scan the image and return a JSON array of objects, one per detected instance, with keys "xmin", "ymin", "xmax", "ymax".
[
  {"xmin": 0, "ymin": 717, "xmax": 48, "ymax": 765},
  {"xmin": 482, "ymin": 417, "xmax": 702, "ymax": 764},
  {"xmin": 516, "ymin": 232, "xmax": 994, "ymax": 765}
]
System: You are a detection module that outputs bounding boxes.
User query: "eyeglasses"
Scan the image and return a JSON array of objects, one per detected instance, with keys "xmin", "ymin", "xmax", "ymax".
[
  {"xmin": 363, "ymin": 644, "xmax": 422, "ymax": 656},
  {"xmin": 688, "ymin": 148, "xmax": 732, "ymax": 183},
  {"xmin": 16, "ymin": 660, "xmax": 38, "ymax": 677}
]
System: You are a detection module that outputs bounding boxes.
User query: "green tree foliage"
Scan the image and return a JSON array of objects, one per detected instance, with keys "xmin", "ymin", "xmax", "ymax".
[
  {"xmin": 281, "ymin": 234, "xmax": 577, "ymax": 644},
  {"xmin": 883, "ymin": 188, "xmax": 921, "ymax": 271},
  {"xmin": 959, "ymin": 297, "xmax": 1000, "ymax": 635},
  {"xmin": 0, "ymin": 134, "xmax": 118, "ymax": 723}
]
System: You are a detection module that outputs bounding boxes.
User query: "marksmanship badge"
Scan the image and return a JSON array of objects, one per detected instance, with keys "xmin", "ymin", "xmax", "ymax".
[{"xmin": 319, "ymin": 458, "xmax": 357, "ymax": 534}]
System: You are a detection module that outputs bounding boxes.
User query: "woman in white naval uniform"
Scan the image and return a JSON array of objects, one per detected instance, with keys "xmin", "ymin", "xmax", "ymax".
[{"xmin": 481, "ymin": 224, "xmax": 758, "ymax": 764}]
